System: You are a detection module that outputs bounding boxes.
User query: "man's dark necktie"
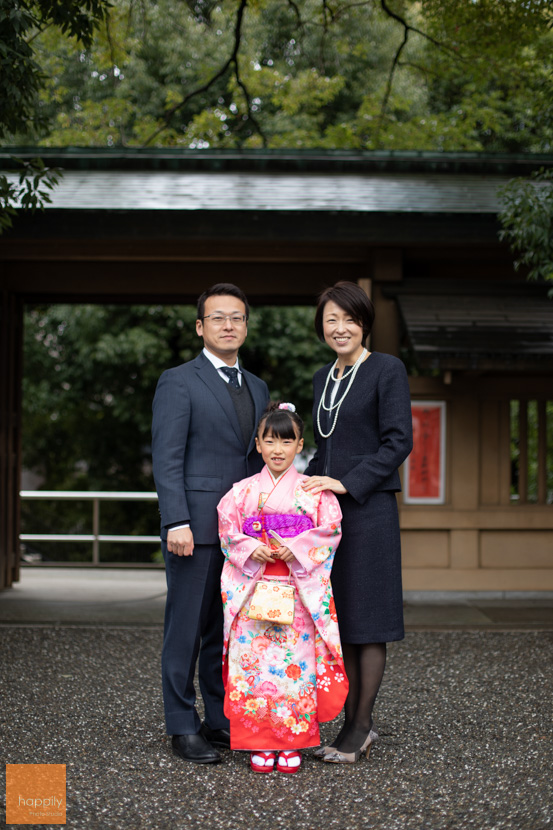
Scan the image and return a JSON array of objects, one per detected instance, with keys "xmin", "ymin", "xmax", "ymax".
[{"xmin": 220, "ymin": 367, "xmax": 240, "ymax": 389}]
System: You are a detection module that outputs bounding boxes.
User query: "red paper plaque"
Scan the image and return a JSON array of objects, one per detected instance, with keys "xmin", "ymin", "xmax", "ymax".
[{"xmin": 404, "ymin": 402, "xmax": 445, "ymax": 504}]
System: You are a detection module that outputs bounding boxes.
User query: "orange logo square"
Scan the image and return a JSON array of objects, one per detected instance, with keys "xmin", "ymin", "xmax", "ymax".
[{"xmin": 6, "ymin": 764, "xmax": 66, "ymax": 825}]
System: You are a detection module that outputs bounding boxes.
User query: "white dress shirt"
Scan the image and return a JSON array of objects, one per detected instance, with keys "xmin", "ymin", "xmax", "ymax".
[{"xmin": 202, "ymin": 347, "xmax": 242, "ymax": 386}]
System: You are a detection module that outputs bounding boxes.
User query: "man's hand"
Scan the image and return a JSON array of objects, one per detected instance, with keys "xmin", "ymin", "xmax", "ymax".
[{"xmin": 167, "ymin": 526, "xmax": 194, "ymax": 557}]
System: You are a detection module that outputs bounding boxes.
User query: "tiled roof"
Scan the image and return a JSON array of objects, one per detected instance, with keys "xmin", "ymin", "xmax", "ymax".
[
  {"xmin": 392, "ymin": 282, "xmax": 553, "ymax": 370},
  {"xmin": 3, "ymin": 148, "xmax": 552, "ymax": 213},
  {"xmin": 2, "ymin": 170, "xmax": 513, "ymax": 212}
]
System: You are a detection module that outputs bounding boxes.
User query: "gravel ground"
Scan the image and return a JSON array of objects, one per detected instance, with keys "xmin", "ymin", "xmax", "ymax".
[{"xmin": 1, "ymin": 627, "xmax": 552, "ymax": 830}]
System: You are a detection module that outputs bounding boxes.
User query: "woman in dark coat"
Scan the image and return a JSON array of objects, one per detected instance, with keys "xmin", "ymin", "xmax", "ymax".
[{"xmin": 303, "ymin": 281, "xmax": 412, "ymax": 764}]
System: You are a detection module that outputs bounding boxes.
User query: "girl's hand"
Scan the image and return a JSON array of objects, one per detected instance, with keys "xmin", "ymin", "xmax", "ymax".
[
  {"xmin": 276, "ymin": 545, "xmax": 296, "ymax": 564},
  {"xmin": 251, "ymin": 544, "xmax": 275, "ymax": 563},
  {"xmin": 302, "ymin": 476, "xmax": 347, "ymax": 495}
]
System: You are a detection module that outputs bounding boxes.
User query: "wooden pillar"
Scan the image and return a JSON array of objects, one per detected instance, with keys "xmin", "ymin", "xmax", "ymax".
[
  {"xmin": 518, "ymin": 401, "xmax": 528, "ymax": 505},
  {"xmin": 450, "ymin": 392, "xmax": 480, "ymax": 511},
  {"xmin": 537, "ymin": 400, "xmax": 547, "ymax": 505},
  {"xmin": 0, "ymin": 290, "xmax": 23, "ymax": 589},
  {"xmin": 357, "ymin": 278, "xmax": 372, "ymax": 349},
  {"xmin": 369, "ymin": 248, "xmax": 403, "ymax": 356},
  {"xmin": 480, "ymin": 399, "xmax": 501, "ymax": 505}
]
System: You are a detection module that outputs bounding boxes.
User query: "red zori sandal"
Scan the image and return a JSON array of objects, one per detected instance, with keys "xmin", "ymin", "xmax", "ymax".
[
  {"xmin": 277, "ymin": 750, "xmax": 302, "ymax": 774},
  {"xmin": 250, "ymin": 751, "xmax": 276, "ymax": 773}
]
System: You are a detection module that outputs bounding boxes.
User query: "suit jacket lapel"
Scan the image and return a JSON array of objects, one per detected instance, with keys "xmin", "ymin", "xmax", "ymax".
[{"xmin": 194, "ymin": 353, "xmax": 243, "ymax": 445}]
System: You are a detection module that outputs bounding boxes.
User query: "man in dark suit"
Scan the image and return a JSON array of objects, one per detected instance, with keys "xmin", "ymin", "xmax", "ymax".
[{"xmin": 152, "ymin": 283, "xmax": 269, "ymax": 764}]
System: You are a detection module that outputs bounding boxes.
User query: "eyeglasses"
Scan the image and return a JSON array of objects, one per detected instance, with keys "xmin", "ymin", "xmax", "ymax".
[{"xmin": 202, "ymin": 314, "xmax": 247, "ymax": 326}]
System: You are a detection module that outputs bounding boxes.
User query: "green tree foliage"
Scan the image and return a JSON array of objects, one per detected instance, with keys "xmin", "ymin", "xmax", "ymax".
[
  {"xmin": 414, "ymin": 0, "xmax": 553, "ymax": 153},
  {"xmin": 0, "ymin": 156, "xmax": 60, "ymax": 232},
  {"xmin": 0, "ymin": 0, "xmax": 110, "ymax": 231},
  {"xmin": 4, "ymin": 0, "xmax": 552, "ymax": 152},
  {"xmin": 498, "ymin": 169, "xmax": 553, "ymax": 294},
  {"xmin": 0, "ymin": 0, "xmax": 109, "ymax": 137}
]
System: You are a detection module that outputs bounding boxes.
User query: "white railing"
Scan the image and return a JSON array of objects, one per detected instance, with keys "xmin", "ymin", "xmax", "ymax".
[{"xmin": 20, "ymin": 491, "xmax": 160, "ymax": 566}]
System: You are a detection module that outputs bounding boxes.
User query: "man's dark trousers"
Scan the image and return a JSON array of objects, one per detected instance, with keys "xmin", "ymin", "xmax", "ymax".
[{"xmin": 162, "ymin": 541, "xmax": 227, "ymax": 735}]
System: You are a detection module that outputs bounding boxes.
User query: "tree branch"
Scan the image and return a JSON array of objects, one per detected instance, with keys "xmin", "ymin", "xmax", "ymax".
[
  {"xmin": 374, "ymin": 21, "xmax": 409, "ymax": 147},
  {"xmin": 141, "ymin": 0, "xmax": 248, "ymax": 147},
  {"xmin": 286, "ymin": 0, "xmax": 304, "ymax": 27},
  {"xmin": 105, "ymin": 12, "xmax": 118, "ymax": 87},
  {"xmin": 399, "ymin": 59, "xmax": 444, "ymax": 80},
  {"xmin": 373, "ymin": 0, "xmax": 467, "ymax": 147},
  {"xmin": 25, "ymin": 21, "xmax": 54, "ymax": 44},
  {"xmin": 233, "ymin": 53, "xmax": 267, "ymax": 146},
  {"xmin": 317, "ymin": 0, "xmax": 332, "ymax": 72},
  {"xmin": 380, "ymin": 0, "xmax": 463, "ymax": 58},
  {"xmin": 326, "ymin": 1, "xmax": 373, "ymax": 23}
]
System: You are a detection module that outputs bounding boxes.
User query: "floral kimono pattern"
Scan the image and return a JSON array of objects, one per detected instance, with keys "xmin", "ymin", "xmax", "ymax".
[{"xmin": 217, "ymin": 465, "xmax": 348, "ymax": 750}]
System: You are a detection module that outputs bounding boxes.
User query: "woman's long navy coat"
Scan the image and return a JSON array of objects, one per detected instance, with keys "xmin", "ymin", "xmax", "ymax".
[{"xmin": 305, "ymin": 352, "xmax": 413, "ymax": 643}]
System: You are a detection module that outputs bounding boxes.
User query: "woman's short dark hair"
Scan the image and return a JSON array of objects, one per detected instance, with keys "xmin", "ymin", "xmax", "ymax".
[
  {"xmin": 197, "ymin": 283, "xmax": 250, "ymax": 321},
  {"xmin": 258, "ymin": 402, "xmax": 304, "ymax": 440},
  {"xmin": 314, "ymin": 281, "xmax": 375, "ymax": 343}
]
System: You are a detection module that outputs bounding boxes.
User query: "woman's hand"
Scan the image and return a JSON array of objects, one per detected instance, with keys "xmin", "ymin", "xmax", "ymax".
[
  {"xmin": 302, "ymin": 476, "xmax": 347, "ymax": 495},
  {"xmin": 251, "ymin": 544, "xmax": 275, "ymax": 564},
  {"xmin": 276, "ymin": 545, "xmax": 296, "ymax": 564}
]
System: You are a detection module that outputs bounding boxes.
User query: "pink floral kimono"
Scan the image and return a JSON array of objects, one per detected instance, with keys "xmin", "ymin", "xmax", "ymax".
[{"xmin": 217, "ymin": 464, "xmax": 348, "ymax": 751}]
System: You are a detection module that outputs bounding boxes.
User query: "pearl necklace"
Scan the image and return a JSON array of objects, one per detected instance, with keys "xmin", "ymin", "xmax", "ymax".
[{"xmin": 316, "ymin": 348, "xmax": 368, "ymax": 438}]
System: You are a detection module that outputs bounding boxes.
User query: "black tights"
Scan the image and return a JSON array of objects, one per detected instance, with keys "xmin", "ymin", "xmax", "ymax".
[{"xmin": 333, "ymin": 642, "xmax": 386, "ymax": 754}]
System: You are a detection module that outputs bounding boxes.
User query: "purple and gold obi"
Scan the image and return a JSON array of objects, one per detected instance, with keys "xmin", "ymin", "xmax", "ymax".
[
  {"xmin": 243, "ymin": 513, "xmax": 315, "ymax": 576},
  {"xmin": 243, "ymin": 513, "xmax": 314, "ymax": 541}
]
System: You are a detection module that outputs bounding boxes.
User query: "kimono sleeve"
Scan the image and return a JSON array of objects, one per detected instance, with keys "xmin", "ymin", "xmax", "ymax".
[
  {"xmin": 217, "ymin": 487, "xmax": 262, "ymax": 571},
  {"xmin": 285, "ymin": 489, "xmax": 342, "ymax": 575}
]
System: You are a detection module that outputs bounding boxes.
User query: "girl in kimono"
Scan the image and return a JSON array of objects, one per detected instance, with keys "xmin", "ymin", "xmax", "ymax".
[{"xmin": 217, "ymin": 402, "xmax": 348, "ymax": 774}]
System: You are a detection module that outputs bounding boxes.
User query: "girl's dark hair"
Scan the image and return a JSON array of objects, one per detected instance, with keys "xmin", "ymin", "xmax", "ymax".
[
  {"xmin": 258, "ymin": 402, "xmax": 304, "ymax": 440},
  {"xmin": 314, "ymin": 280, "xmax": 375, "ymax": 343}
]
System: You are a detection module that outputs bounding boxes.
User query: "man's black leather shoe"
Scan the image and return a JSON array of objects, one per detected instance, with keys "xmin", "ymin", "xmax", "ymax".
[
  {"xmin": 172, "ymin": 733, "xmax": 222, "ymax": 764},
  {"xmin": 200, "ymin": 723, "xmax": 231, "ymax": 749}
]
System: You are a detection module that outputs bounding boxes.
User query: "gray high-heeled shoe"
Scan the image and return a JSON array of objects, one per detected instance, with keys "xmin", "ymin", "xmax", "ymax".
[
  {"xmin": 322, "ymin": 729, "xmax": 379, "ymax": 764},
  {"xmin": 313, "ymin": 744, "xmax": 335, "ymax": 759}
]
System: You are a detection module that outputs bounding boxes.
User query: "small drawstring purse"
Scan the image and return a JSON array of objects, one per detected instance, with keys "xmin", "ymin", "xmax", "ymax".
[{"xmin": 247, "ymin": 565, "xmax": 296, "ymax": 625}]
